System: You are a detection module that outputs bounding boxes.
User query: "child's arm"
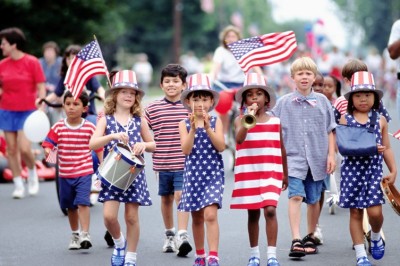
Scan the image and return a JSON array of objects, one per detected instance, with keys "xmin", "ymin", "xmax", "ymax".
[
  {"xmin": 89, "ymin": 117, "xmax": 129, "ymax": 150},
  {"xmin": 235, "ymin": 115, "xmax": 248, "ymax": 144},
  {"xmin": 280, "ymin": 126, "xmax": 288, "ymax": 191},
  {"xmin": 205, "ymin": 116, "xmax": 225, "ymax": 152},
  {"xmin": 179, "ymin": 117, "xmax": 196, "ymax": 155},
  {"xmin": 326, "ymin": 131, "xmax": 336, "ymax": 174},
  {"xmin": 380, "ymin": 117, "xmax": 397, "ymax": 184},
  {"xmin": 134, "ymin": 117, "xmax": 156, "ymax": 155}
]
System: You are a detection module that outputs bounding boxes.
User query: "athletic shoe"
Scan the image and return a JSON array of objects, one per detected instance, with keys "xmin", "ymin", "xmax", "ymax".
[
  {"xmin": 162, "ymin": 230, "xmax": 177, "ymax": 253},
  {"xmin": 111, "ymin": 241, "xmax": 126, "ymax": 266},
  {"xmin": 69, "ymin": 233, "xmax": 80, "ymax": 250},
  {"xmin": 247, "ymin": 256, "xmax": 260, "ymax": 266},
  {"xmin": 207, "ymin": 256, "xmax": 219, "ymax": 266},
  {"xmin": 28, "ymin": 172, "xmax": 39, "ymax": 196},
  {"xmin": 356, "ymin": 256, "xmax": 372, "ymax": 266},
  {"xmin": 12, "ymin": 186, "xmax": 25, "ymax": 199},
  {"xmin": 314, "ymin": 224, "xmax": 324, "ymax": 245},
  {"xmin": 80, "ymin": 232, "xmax": 92, "ymax": 249},
  {"xmin": 123, "ymin": 263, "xmax": 136, "ymax": 266},
  {"xmin": 193, "ymin": 257, "xmax": 206, "ymax": 266},
  {"xmin": 267, "ymin": 257, "xmax": 280, "ymax": 266},
  {"xmin": 176, "ymin": 232, "xmax": 192, "ymax": 257}
]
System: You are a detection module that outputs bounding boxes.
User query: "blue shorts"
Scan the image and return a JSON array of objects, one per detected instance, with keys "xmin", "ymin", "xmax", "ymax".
[
  {"xmin": 288, "ymin": 170, "xmax": 324, "ymax": 204},
  {"xmin": 157, "ymin": 171, "xmax": 183, "ymax": 196},
  {"xmin": 59, "ymin": 174, "xmax": 91, "ymax": 209},
  {"xmin": 0, "ymin": 110, "xmax": 35, "ymax": 131}
]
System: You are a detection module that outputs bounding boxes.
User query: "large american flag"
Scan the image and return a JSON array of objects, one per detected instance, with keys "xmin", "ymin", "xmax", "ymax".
[
  {"xmin": 64, "ymin": 40, "xmax": 108, "ymax": 100},
  {"xmin": 228, "ymin": 31, "xmax": 297, "ymax": 73}
]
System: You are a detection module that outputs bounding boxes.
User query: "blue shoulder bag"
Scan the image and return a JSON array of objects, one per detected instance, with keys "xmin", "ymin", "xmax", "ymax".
[{"xmin": 335, "ymin": 112, "xmax": 378, "ymax": 157}]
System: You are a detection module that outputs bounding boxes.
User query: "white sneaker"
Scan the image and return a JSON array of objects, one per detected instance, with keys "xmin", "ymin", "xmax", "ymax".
[
  {"xmin": 314, "ymin": 224, "xmax": 324, "ymax": 245},
  {"xmin": 12, "ymin": 186, "xmax": 25, "ymax": 199},
  {"xmin": 176, "ymin": 232, "xmax": 192, "ymax": 257},
  {"xmin": 69, "ymin": 233, "xmax": 80, "ymax": 250},
  {"xmin": 28, "ymin": 172, "xmax": 39, "ymax": 196},
  {"xmin": 80, "ymin": 232, "xmax": 92, "ymax": 249},
  {"xmin": 162, "ymin": 230, "xmax": 177, "ymax": 253}
]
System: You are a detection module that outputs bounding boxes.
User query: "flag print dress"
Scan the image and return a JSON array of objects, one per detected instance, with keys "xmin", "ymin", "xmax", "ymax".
[
  {"xmin": 231, "ymin": 117, "xmax": 284, "ymax": 209},
  {"xmin": 178, "ymin": 116, "xmax": 225, "ymax": 212},
  {"xmin": 339, "ymin": 111, "xmax": 384, "ymax": 209},
  {"xmin": 97, "ymin": 115, "xmax": 152, "ymax": 206}
]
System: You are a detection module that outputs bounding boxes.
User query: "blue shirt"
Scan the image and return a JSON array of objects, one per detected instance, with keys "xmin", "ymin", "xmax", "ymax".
[{"xmin": 271, "ymin": 90, "xmax": 336, "ymax": 181}]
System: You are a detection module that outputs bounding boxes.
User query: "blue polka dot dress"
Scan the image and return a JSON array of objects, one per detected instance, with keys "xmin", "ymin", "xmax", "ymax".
[
  {"xmin": 97, "ymin": 115, "xmax": 152, "ymax": 206},
  {"xmin": 178, "ymin": 116, "xmax": 225, "ymax": 212},
  {"xmin": 339, "ymin": 111, "xmax": 384, "ymax": 209}
]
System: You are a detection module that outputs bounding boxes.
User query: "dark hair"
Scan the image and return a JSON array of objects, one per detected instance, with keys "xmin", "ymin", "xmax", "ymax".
[
  {"xmin": 240, "ymin": 88, "xmax": 270, "ymax": 109},
  {"xmin": 346, "ymin": 91, "xmax": 380, "ymax": 114},
  {"xmin": 160, "ymin": 64, "xmax": 187, "ymax": 84},
  {"xmin": 186, "ymin": 90, "xmax": 213, "ymax": 100},
  {"xmin": 60, "ymin": 44, "xmax": 81, "ymax": 76},
  {"xmin": 63, "ymin": 90, "xmax": 89, "ymax": 107},
  {"xmin": 341, "ymin": 59, "xmax": 368, "ymax": 80},
  {"xmin": 42, "ymin": 41, "xmax": 60, "ymax": 54},
  {"xmin": 0, "ymin": 27, "xmax": 26, "ymax": 52},
  {"xmin": 329, "ymin": 75, "xmax": 342, "ymax": 97}
]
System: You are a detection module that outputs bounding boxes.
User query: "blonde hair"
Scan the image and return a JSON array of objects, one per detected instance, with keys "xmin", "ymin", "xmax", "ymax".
[
  {"xmin": 290, "ymin": 56, "xmax": 318, "ymax": 77},
  {"xmin": 103, "ymin": 89, "xmax": 143, "ymax": 117},
  {"xmin": 219, "ymin": 25, "xmax": 242, "ymax": 49}
]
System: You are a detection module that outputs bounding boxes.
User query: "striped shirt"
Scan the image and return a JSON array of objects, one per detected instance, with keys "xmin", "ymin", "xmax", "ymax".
[
  {"xmin": 145, "ymin": 98, "xmax": 188, "ymax": 171},
  {"xmin": 271, "ymin": 90, "xmax": 336, "ymax": 181},
  {"xmin": 42, "ymin": 118, "xmax": 95, "ymax": 178},
  {"xmin": 231, "ymin": 117, "xmax": 283, "ymax": 209}
]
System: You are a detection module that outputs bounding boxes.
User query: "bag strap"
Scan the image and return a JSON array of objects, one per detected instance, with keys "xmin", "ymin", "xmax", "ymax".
[{"xmin": 368, "ymin": 111, "xmax": 377, "ymax": 133}]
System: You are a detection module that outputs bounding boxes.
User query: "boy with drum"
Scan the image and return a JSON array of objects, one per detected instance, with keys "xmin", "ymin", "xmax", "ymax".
[{"xmin": 42, "ymin": 90, "xmax": 100, "ymax": 250}]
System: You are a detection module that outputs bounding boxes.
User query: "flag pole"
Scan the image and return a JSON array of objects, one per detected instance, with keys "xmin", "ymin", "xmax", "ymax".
[{"xmin": 93, "ymin": 35, "xmax": 112, "ymax": 89}]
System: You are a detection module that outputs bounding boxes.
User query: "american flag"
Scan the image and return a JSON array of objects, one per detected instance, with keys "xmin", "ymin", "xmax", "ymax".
[
  {"xmin": 392, "ymin": 129, "xmax": 400, "ymax": 140},
  {"xmin": 64, "ymin": 40, "xmax": 108, "ymax": 100},
  {"xmin": 46, "ymin": 147, "xmax": 57, "ymax": 164},
  {"xmin": 228, "ymin": 31, "xmax": 297, "ymax": 73}
]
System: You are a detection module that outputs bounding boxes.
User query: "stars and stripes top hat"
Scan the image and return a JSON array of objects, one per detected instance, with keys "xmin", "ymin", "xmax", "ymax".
[
  {"xmin": 180, "ymin": 73, "xmax": 220, "ymax": 111},
  {"xmin": 235, "ymin": 73, "xmax": 276, "ymax": 110},
  {"xmin": 105, "ymin": 70, "xmax": 145, "ymax": 98},
  {"xmin": 344, "ymin": 71, "xmax": 383, "ymax": 100}
]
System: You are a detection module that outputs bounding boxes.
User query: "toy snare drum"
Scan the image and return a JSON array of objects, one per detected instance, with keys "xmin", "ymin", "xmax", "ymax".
[
  {"xmin": 98, "ymin": 143, "xmax": 145, "ymax": 192},
  {"xmin": 381, "ymin": 179, "xmax": 400, "ymax": 216}
]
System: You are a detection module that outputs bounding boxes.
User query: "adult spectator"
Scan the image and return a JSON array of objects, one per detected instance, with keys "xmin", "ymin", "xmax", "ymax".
[
  {"xmin": 132, "ymin": 53, "xmax": 153, "ymax": 93},
  {"xmin": 0, "ymin": 27, "xmax": 46, "ymax": 198},
  {"xmin": 388, "ymin": 19, "xmax": 400, "ymax": 118}
]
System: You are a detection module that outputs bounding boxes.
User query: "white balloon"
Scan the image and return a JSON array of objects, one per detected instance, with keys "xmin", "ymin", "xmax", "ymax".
[{"xmin": 23, "ymin": 110, "xmax": 50, "ymax": 143}]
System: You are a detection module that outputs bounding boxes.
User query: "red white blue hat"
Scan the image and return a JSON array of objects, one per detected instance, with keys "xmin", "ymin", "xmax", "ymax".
[
  {"xmin": 180, "ymin": 73, "xmax": 219, "ymax": 111},
  {"xmin": 105, "ymin": 70, "xmax": 145, "ymax": 98},
  {"xmin": 235, "ymin": 73, "xmax": 276, "ymax": 110},
  {"xmin": 344, "ymin": 71, "xmax": 383, "ymax": 100}
]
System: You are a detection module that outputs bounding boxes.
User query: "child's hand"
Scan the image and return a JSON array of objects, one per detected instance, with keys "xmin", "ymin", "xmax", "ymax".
[
  {"xmin": 132, "ymin": 142, "xmax": 146, "ymax": 155},
  {"xmin": 247, "ymin": 103, "xmax": 258, "ymax": 114},
  {"xmin": 383, "ymin": 172, "xmax": 396, "ymax": 185},
  {"xmin": 189, "ymin": 113, "xmax": 196, "ymax": 130},
  {"xmin": 281, "ymin": 176, "xmax": 288, "ymax": 191},
  {"xmin": 43, "ymin": 148, "xmax": 51, "ymax": 157},
  {"xmin": 114, "ymin": 132, "xmax": 129, "ymax": 144},
  {"xmin": 377, "ymin": 144, "xmax": 386, "ymax": 153},
  {"xmin": 203, "ymin": 109, "xmax": 211, "ymax": 130}
]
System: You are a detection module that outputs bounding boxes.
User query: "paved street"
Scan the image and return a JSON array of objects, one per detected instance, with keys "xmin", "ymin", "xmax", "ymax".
[{"xmin": 1, "ymin": 101, "xmax": 399, "ymax": 266}]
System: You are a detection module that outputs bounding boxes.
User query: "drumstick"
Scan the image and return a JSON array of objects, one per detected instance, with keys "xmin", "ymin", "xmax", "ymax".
[{"xmin": 192, "ymin": 102, "xmax": 196, "ymax": 124}]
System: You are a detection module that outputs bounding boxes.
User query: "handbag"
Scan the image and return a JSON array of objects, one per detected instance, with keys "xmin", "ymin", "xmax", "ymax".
[{"xmin": 335, "ymin": 112, "xmax": 378, "ymax": 157}]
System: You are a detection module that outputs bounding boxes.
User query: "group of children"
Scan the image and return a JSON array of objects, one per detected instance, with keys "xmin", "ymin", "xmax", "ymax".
[{"xmin": 40, "ymin": 55, "xmax": 397, "ymax": 266}]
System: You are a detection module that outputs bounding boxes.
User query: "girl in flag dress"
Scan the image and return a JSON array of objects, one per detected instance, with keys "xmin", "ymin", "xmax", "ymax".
[
  {"xmin": 338, "ymin": 71, "xmax": 397, "ymax": 266},
  {"xmin": 178, "ymin": 73, "xmax": 225, "ymax": 266},
  {"xmin": 231, "ymin": 73, "xmax": 288, "ymax": 266},
  {"xmin": 89, "ymin": 70, "xmax": 155, "ymax": 266}
]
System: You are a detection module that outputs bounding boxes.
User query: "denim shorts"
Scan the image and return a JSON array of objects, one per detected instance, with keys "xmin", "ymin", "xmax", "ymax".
[
  {"xmin": 0, "ymin": 110, "xmax": 34, "ymax": 131},
  {"xmin": 59, "ymin": 174, "xmax": 91, "ymax": 209},
  {"xmin": 157, "ymin": 171, "xmax": 183, "ymax": 196},
  {"xmin": 288, "ymin": 170, "xmax": 324, "ymax": 204}
]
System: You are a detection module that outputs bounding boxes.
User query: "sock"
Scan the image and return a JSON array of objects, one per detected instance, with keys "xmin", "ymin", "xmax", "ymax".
[
  {"xmin": 209, "ymin": 251, "xmax": 218, "ymax": 259},
  {"xmin": 177, "ymin": 229, "xmax": 187, "ymax": 236},
  {"xmin": 371, "ymin": 230, "xmax": 381, "ymax": 241},
  {"xmin": 13, "ymin": 176, "xmax": 24, "ymax": 188},
  {"xmin": 250, "ymin": 246, "xmax": 260, "ymax": 259},
  {"xmin": 165, "ymin": 227, "xmax": 176, "ymax": 235},
  {"xmin": 267, "ymin": 246, "xmax": 277, "ymax": 259},
  {"xmin": 354, "ymin": 244, "xmax": 367, "ymax": 259},
  {"xmin": 28, "ymin": 166, "xmax": 37, "ymax": 179},
  {"xmin": 113, "ymin": 233, "xmax": 126, "ymax": 249},
  {"xmin": 72, "ymin": 230, "xmax": 80, "ymax": 235},
  {"xmin": 196, "ymin": 249, "xmax": 206, "ymax": 258},
  {"xmin": 125, "ymin": 252, "xmax": 137, "ymax": 263}
]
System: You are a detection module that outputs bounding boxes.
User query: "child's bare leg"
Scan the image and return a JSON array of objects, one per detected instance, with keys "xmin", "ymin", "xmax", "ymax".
[
  {"xmin": 366, "ymin": 205, "xmax": 383, "ymax": 233},
  {"xmin": 175, "ymin": 190, "xmax": 189, "ymax": 230},
  {"xmin": 248, "ymin": 209, "xmax": 260, "ymax": 247},
  {"xmin": 103, "ymin": 201, "xmax": 121, "ymax": 238},
  {"xmin": 78, "ymin": 205, "xmax": 90, "ymax": 232},
  {"xmin": 264, "ymin": 206, "xmax": 278, "ymax": 246},
  {"xmin": 125, "ymin": 203, "xmax": 139, "ymax": 252},
  {"xmin": 161, "ymin": 194, "xmax": 174, "ymax": 229},
  {"xmin": 191, "ymin": 209, "xmax": 205, "ymax": 251},
  {"xmin": 68, "ymin": 208, "xmax": 79, "ymax": 231},
  {"xmin": 288, "ymin": 196, "xmax": 303, "ymax": 239},
  {"xmin": 204, "ymin": 204, "xmax": 219, "ymax": 252},
  {"xmin": 350, "ymin": 208, "xmax": 364, "ymax": 245}
]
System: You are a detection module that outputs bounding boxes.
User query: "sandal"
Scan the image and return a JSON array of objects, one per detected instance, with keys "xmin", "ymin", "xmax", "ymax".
[
  {"xmin": 302, "ymin": 233, "xmax": 318, "ymax": 255},
  {"xmin": 289, "ymin": 239, "xmax": 306, "ymax": 258},
  {"xmin": 370, "ymin": 237, "xmax": 385, "ymax": 260}
]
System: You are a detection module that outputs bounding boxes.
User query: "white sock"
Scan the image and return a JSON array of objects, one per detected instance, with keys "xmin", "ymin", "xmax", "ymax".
[
  {"xmin": 371, "ymin": 230, "xmax": 381, "ymax": 241},
  {"xmin": 28, "ymin": 166, "xmax": 37, "ymax": 180},
  {"xmin": 177, "ymin": 229, "xmax": 187, "ymax": 236},
  {"xmin": 125, "ymin": 252, "xmax": 137, "ymax": 263},
  {"xmin": 250, "ymin": 246, "xmax": 260, "ymax": 258},
  {"xmin": 354, "ymin": 244, "xmax": 367, "ymax": 259},
  {"xmin": 72, "ymin": 230, "xmax": 80, "ymax": 235},
  {"xmin": 113, "ymin": 233, "xmax": 125, "ymax": 248},
  {"xmin": 165, "ymin": 227, "xmax": 175, "ymax": 233},
  {"xmin": 267, "ymin": 246, "xmax": 277, "ymax": 259},
  {"xmin": 13, "ymin": 176, "xmax": 24, "ymax": 188}
]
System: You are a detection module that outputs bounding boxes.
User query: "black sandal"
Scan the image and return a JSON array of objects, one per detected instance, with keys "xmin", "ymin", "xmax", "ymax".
[
  {"xmin": 289, "ymin": 239, "xmax": 306, "ymax": 258},
  {"xmin": 302, "ymin": 233, "xmax": 318, "ymax": 255}
]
